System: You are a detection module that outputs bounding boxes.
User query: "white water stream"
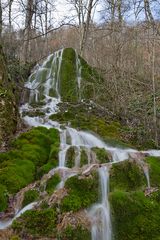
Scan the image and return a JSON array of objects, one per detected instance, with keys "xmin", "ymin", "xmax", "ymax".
[
  {"xmin": 89, "ymin": 166, "xmax": 112, "ymax": 240},
  {"xmin": 1, "ymin": 49, "xmax": 160, "ymax": 235}
]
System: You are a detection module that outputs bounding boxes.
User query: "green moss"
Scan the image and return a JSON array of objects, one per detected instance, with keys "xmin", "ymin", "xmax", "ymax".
[
  {"xmin": 110, "ymin": 191, "xmax": 160, "ymax": 240},
  {"xmin": 37, "ymin": 162, "xmax": 54, "ymax": 178},
  {"xmin": 110, "ymin": 160, "xmax": 146, "ymax": 192},
  {"xmin": 22, "ymin": 190, "xmax": 39, "ymax": 207},
  {"xmin": 66, "ymin": 146, "xmax": 76, "ymax": 168},
  {"xmin": 61, "ymin": 173, "xmax": 98, "ymax": 212},
  {"xmin": 58, "ymin": 225, "xmax": 91, "ymax": 240},
  {"xmin": 0, "ymin": 184, "xmax": 8, "ymax": 212},
  {"xmin": 0, "ymin": 160, "xmax": 35, "ymax": 193},
  {"xmin": 12, "ymin": 208, "xmax": 57, "ymax": 237},
  {"xmin": 10, "ymin": 236, "xmax": 21, "ymax": 240},
  {"xmin": 48, "ymin": 144, "xmax": 59, "ymax": 167},
  {"xmin": 60, "ymin": 48, "xmax": 78, "ymax": 102},
  {"xmin": 80, "ymin": 148, "xmax": 88, "ymax": 167},
  {"xmin": 0, "ymin": 127, "xmax": 59, "ymax": 196},
  {"xmin": 49, "ymin": 105, "xmax": 133, "ymax": 148},
  {"xmin": 145, "ymin": 156, "xmax": 160, "ymax": 187},
  {"xmin": 92, "ymin": 147, "xmax": 109, "ymax": 163},
  {"xmin": 46, "ymin": 173, "xmax": 61, "ymax": 194}
]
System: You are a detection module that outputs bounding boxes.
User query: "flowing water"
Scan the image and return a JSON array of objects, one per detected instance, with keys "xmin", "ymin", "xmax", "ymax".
[
  {"xmin": 1, "ymin": 49, "xmax": 160, "ymax": 233},
  {"xmin": 89, "ymin": 166, "xmax": 112, "ymax": 240}
]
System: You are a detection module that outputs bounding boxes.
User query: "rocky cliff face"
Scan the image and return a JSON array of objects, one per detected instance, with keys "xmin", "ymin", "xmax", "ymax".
[{"xmin": 0, "ymin": 45, "xmax": 19, "ymax": 148}]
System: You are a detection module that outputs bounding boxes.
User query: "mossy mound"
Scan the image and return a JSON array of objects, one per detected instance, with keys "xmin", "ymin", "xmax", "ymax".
[
  {"xmin": 110, "ymin": 160, "xmax": 146, "ymax": 192},
  {"xmin": 80, "ymin": 148, "xmax": 88, "ymax": 166},
  {"xmin": 145, "ymin": 156, "xmax": 160, "ymax": 187},
  {"xmin": 46, "ymin": 173, "xmax": 61, "ymax": 194},
  {"xmin": 110, "ymin": 191, "xmax": 160, "ymax": 240},
  {"xmin": 12, "ymin": 208, "xmax": 57, "ymax": 238},
  {"xmin": 58, "ymin": 225, "xmax": 91, "ymax": 240},
  {"xmin": 0, "ymin": 127, "xmax": 59, "ymax": 210},
  {"xmin": 22, "ymin": 190, "xmax": 39, "ymax": 208},
  {"xmin": 66, "ymin": 146, "xmax": 76, "ymax": 168},
  {"xmin": 0, "ymin": 184, "xmax": 8, "ymax": 212},
  {"xmin": 92, "ymin": 147, "xmax": 110, "ymax": 164},
  {"xmin": 59, "ymin": 48, "xmax": 79, "ymax": 102},
  {"xmin": 61, "ymin": 173, "xmax": 99, "ymax": 212}
]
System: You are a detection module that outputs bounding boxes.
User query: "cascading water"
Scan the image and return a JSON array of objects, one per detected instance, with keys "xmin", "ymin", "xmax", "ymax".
[
  {"xmin": 75, "ymin": 50, "xmax": 82, "ymax": 101},
  {"xmin": 1, "ymin": 48, "xmax": 160, "ymax": 233},
  {"xmin": 89, "ymin": 166, "xmax": 112, "ymax": 240}
]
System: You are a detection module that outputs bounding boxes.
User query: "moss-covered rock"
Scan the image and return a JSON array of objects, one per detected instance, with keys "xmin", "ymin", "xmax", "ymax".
[
  {"xmin": 0, "ymin": 127, "xmax": 59, "ymax": 196},
  {"xmin": 80, "ymin": 148, "xmax": 88, "ymax": 167},
  {"xmin": 22, "ymin": 190, "xmax": 39, "ymax": 207},
  {"xmin": 66, "ymin": 146, "xmax": 76, "ymax": 168},
  {"xmin": 46, "ymin": 173, "xmax": 61, "ymax": 194},
  {"xmin": 145, "ymin": 156, "xmax": 160, "ymax": 187},
  {"xmin": 92, "ymin": 147, "xmax": 110, "ymax": 164},
  {"xmin": 0, "ymin": 184, "xmax": 8, "ymax": 212},
  {"xmin": 49, "ymin": 105, "xmax": 134, "ymax": 148},
  {"xmin": 58, "ymin": 224, "xmax": 91, "ymax": 240},
  {"xmin": 110, "ymin": 160, "xmax": 146, "ymax": 192},
  {"xmin": 12, "ymin": 208, "xmax": 57, "ymax": 237},
  {"xmin": 61, "ymin": 173, "xmax": 99, "ymax": 212},
  {"xmin": 110, "ymin": 191, "xmax": 160, "ymax": 240}
]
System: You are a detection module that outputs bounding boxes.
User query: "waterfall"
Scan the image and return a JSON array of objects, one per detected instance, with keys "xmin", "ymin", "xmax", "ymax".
[
  {"xmin": 89, "ymin": 166, "xmax": 112, "ymax": 240},
  {"xmin": 4, "ymin": 47, "xmax": 160, "ymax": 234},
  {"xmin": 142, "ymin": 165, "xmax": 151, "ymax": 189},
  {"xmin": 75, "ymin": 50, "xmax": 82, "ymax": 101}
]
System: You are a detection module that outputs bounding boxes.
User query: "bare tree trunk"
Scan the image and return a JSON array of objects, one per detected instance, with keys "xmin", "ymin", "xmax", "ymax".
[
  {"xmin": 152, "ymin": 36, "xmax": 158, "ymax": 146},
  {"xmin": 117, "ymin": 0, "xmax": 123, "ymax": 26},
  {"xmin": 0, "ymin": 0, "xmax": 2, "ymax": 40},
  {"xmin": 144, "ymin": 0, "xmax": 154, "ymax": 23},
  {"xmin": 44, "ymin": 0, "xmax": 48, "ymax": 54},
  {"xmin": 111, "ymin": 0, "xmax": 115, "ymax": 24},
  {"xmin": 9, "ymin": 0, "xmax": 14, "ymax": 32},
  {"xmin": 80, "ymin": 0, "xmax": 94, "ymax": 55},
  {"xmin": 22, "ymin": 0, "xmax": 34, "ymax": 63}
]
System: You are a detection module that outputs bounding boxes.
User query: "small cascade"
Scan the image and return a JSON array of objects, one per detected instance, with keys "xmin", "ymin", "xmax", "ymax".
[
  {"xmin": 143, "ymin": 164, "xmax": 151, "ymax": 189},
  {"xmin": 89, "ymin": 166, "xmax": 112, "ymax": 240},
  {"xmin": 59, "ymin": 129, "xmax": 70, "ymax": 167},
  {"xmin": 26, "ymin": 49, "xmax": 64, "ymax": 103},
  {"xmin": 75, "ymin": 50, "xmax": 82, "ymax": 100},
  {"xmin": 0, "ymin": 202, "xmax": 37, "ymax": 230}
]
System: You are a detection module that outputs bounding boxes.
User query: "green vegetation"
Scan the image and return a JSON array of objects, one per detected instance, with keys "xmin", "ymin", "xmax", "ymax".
[
  {"xmin": 61, "ymin": 173, "xmax": 99, "ymax": 212},
  {"xmin": 12, "ymin": 208, "xmax": 57, "ymax": 237},
  {"xmin": 110, "ymin": 191, "xmax": 160, "ymax": 240},
  {"xmin": 0, "ymin": 184, "xmax": 8, "ymax": 211},
  {"xmin": 49, "ymin": 105, "xmax": 132, "ymax": 148},
  {"xmin": 22, "ymin": 190, "xmax": 39, "ymax": 207},
  {"xmin": 0, "ymin": 45, "xmax": 19, "ymax": 147},
  {"xmin": 66, "ymin": 146, "xmax": 76, "ymax": 168},
  {"xmin": 58, "ymin": 225, "xmax": 91, "ymax": 240},
  {"xmin": 145, "ymin": 156, "xmax": 160, "ymax": 187},
  {"xmin": 0, "ymin": 127, "xmax": 59, "ymax": 210},
  {"xmin": 110, "ymin": 160, "xmax": 146, "ymax": 192},
  {"xmin": 80, "ymin": 148, "xmax": 88, "ymax": 166},
  {"xmin": 92, "ymin": 147, "xmax": 110, "ymax": 164},
  {"xmin": 46, "ymin": 173, "xmax": 61, "ymax": 194},
  {"xmin": 60, "ymin": 48, "xmax": 78, "ymax": 102}
]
